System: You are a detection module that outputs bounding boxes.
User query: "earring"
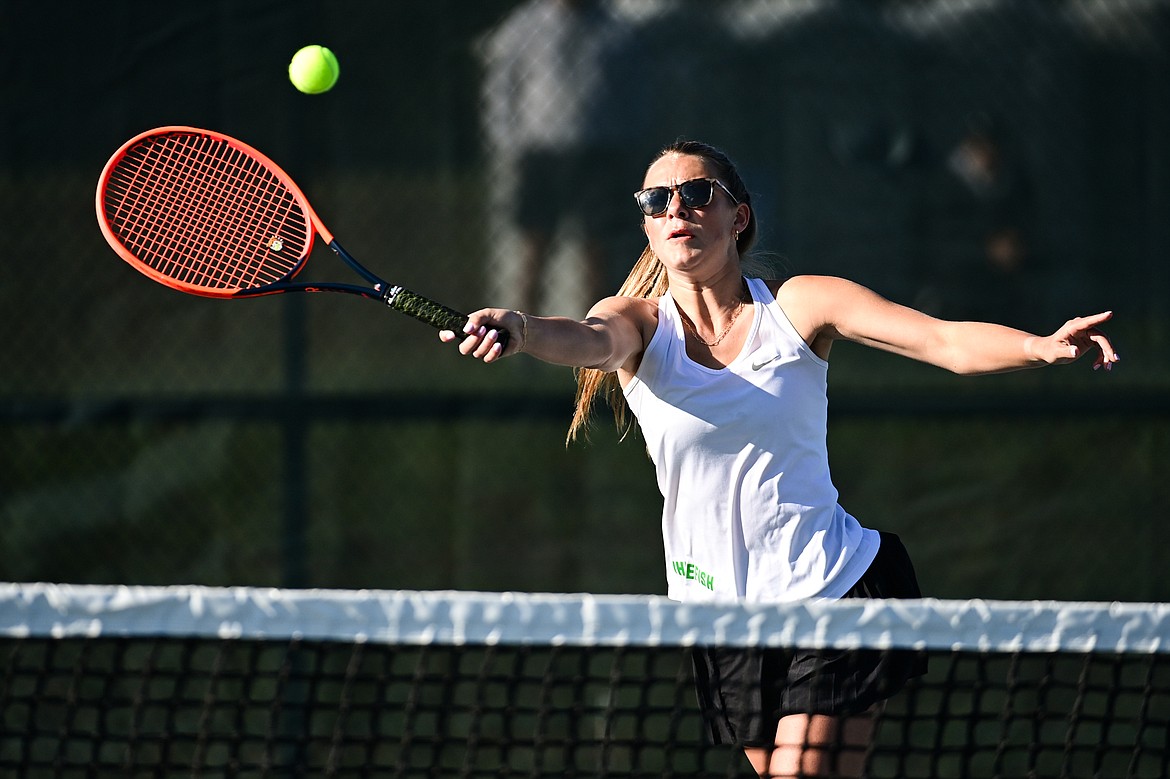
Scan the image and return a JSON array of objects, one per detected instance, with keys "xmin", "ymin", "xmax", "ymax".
[{"xmin": 733, "ymin": 230, "xmax": 740, "ymax": 241}]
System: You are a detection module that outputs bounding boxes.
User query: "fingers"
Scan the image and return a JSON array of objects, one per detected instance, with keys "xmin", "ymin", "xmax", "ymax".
[
  {"xmin": 1078, "ymin": 310, "xmax": 1113, "ymax": 328},
  {"xmin": 1057, "ymin": 311, "xmax": 1119, "ymax": 371},
  {"xmin": 1057, "ymin": 311, "xmax": 1111, "ymax": 339},
  {"xmin": 438, "ymin": 319, "xmax": 507, "ymax": 362},
  {"xmin": 1088, "ymin": 331, "xmax": 1119, "ymax": 371},
  {"xmin": 467, "ymin": 325, "xmax": 506, "ymax": 361}
]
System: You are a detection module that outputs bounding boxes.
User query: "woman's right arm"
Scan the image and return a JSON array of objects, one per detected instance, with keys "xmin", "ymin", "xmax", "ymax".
[{"xmin": 439, "ymin": 296, "xmax": 653, "ymax": 373}]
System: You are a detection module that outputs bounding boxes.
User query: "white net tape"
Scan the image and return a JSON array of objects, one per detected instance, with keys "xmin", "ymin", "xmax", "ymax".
[{"xmin": 3, "ymin": 583, "xmax": 1168, "ymax": 653}]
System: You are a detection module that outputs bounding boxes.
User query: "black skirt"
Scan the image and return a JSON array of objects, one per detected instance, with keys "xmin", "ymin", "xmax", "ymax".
[{"xmin": 691, "ymin": 532, "xmax": 928, "ymax": 747}]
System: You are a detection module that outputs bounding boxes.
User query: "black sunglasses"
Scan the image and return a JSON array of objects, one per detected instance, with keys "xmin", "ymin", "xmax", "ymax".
[{"xmin": 633, "ymin": 177, "xmax": 739, "ymax": 216}]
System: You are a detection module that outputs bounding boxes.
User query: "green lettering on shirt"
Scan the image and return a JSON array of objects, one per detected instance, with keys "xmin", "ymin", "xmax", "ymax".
[{"xmin": 671, "ymin": 560, "xmax": 714, "ymax": 591}]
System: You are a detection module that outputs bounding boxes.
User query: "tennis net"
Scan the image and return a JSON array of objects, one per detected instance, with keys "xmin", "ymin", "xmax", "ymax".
[{"xmin": 2, "ymin": 584, "xmax": 1168, "ymax": 777}]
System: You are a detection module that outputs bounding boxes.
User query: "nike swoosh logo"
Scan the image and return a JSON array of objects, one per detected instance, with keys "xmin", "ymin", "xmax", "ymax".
[{"xmin": 751, "ymin": 354, "xmax": 782, "ymax": 371}]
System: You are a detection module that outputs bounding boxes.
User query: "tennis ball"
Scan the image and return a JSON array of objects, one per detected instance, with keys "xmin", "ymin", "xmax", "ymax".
[{"xmin": 288, "ymin": 45, "xmax": 339, "ymax": 94}]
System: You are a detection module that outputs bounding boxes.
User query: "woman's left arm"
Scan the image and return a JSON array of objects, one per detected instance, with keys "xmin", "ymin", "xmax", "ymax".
[{"xmin": 782, "ymin": 275, "xmax": 1119, "ymax": 375}]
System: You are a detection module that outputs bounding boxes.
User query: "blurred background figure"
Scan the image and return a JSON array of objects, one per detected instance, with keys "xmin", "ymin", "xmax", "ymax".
[
  {"xmin": 478, "ymin": 0, "xmax": 637, "ymax": 315},
  {"xmin": 918, "ymin": 114, "xmax": 1038, "ymax": 326}
]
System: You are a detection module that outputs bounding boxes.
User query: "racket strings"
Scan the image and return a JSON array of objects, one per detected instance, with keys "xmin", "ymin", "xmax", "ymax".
[
  {"xmin": 122, "ymin": 141, "xmax": 248, "ymax": 288},
  {"xmin": 139, "ymin": 139, "xmax": 254, "ymax": 287},
  {"xmin": 160, "ymin": 145, "xmax": 286, "ymax": 288},
  {"xmin": 103, "ymin": 132, "xmax": 311, "ymax": 292},
  {"xmin": 154, "ymin": 136, "xmax": 302, "ymax": 286},
  {"xmin": 153, "ymin": 137, "xmax": 304, "ymax": 287},
  {"xmin": 109, "ymin": 142, "xmax": 285, "ymax": 289}
]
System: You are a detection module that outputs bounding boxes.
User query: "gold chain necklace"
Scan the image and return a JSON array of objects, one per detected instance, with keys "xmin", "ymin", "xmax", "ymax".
[{"xmin": 681, "ymin": 291, "xmax": 748, "ymax": 347}]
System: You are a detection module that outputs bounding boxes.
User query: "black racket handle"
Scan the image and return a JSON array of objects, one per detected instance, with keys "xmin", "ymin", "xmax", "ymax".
[{"xmin": 387, "ymin": 287, "xmax": 510, "ymax": 350}]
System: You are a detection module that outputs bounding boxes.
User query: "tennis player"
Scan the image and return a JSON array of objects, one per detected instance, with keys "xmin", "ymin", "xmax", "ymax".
[{"xmin": 442, "ymin": 140, "xmax": 1118, "ymax": 778}]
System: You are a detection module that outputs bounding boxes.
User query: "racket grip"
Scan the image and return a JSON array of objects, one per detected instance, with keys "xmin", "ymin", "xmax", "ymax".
[{"xmin": 387, "ymin": 287, "xmax": 510, "ymax": 350}]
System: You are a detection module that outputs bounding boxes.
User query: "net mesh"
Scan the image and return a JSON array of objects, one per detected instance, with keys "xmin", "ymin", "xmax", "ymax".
[{"xmin": 2, "ymin": 585, "xmax": 1169, "ymax": 778}]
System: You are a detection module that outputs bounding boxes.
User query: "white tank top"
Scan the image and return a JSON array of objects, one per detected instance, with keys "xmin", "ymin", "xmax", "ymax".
[{"xmin": 622, "ymin": 277, "xmax": 879, "ymax": 602}]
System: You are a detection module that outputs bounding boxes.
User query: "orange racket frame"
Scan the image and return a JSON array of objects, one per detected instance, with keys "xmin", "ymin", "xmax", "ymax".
[{"xmin": 96, "ymin": 126, "xmax": 500, "ymax": 343}]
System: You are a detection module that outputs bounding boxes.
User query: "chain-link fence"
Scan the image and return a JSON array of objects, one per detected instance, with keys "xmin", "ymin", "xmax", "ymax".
[{"xmin": 2, "ymin": 0, "xmax": 1167, "ymax": 600}]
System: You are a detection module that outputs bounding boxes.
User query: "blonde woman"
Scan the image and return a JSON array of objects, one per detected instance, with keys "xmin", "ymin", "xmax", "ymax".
[{"xmin": 442, "ymin": 140, "xmax": 1117, "ymax": 777}]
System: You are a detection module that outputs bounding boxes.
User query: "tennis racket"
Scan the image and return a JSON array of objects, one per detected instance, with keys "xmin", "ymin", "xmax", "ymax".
[{"xmin": 96, "ymin": 126, "xmax": 503, "ymax": 347}]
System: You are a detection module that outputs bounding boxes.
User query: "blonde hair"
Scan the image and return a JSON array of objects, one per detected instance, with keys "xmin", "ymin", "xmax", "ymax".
[{"xmin": 566, "ymin": 140, "xmax": 759, "ymax": 444}]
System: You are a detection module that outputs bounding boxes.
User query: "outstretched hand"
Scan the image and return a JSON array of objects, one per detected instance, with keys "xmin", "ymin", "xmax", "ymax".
[
  {"xmin": 438, "ymin": 308, "xmax": 525, "ymax": 363},
  {"xmin": 1031, "ymin": 311, "xmax": 1119, "ymax": 371}
]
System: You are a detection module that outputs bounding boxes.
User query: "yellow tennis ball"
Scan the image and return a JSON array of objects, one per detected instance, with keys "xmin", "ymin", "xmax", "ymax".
[{"xmin": 288, "ymin": 45, "xmax": 339, "ymax": 94}]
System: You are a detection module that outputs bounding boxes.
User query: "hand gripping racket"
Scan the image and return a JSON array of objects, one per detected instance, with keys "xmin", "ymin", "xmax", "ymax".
[{"xmin": 96, "ymin": 126, "xmax": 503, "ymax": 347}]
